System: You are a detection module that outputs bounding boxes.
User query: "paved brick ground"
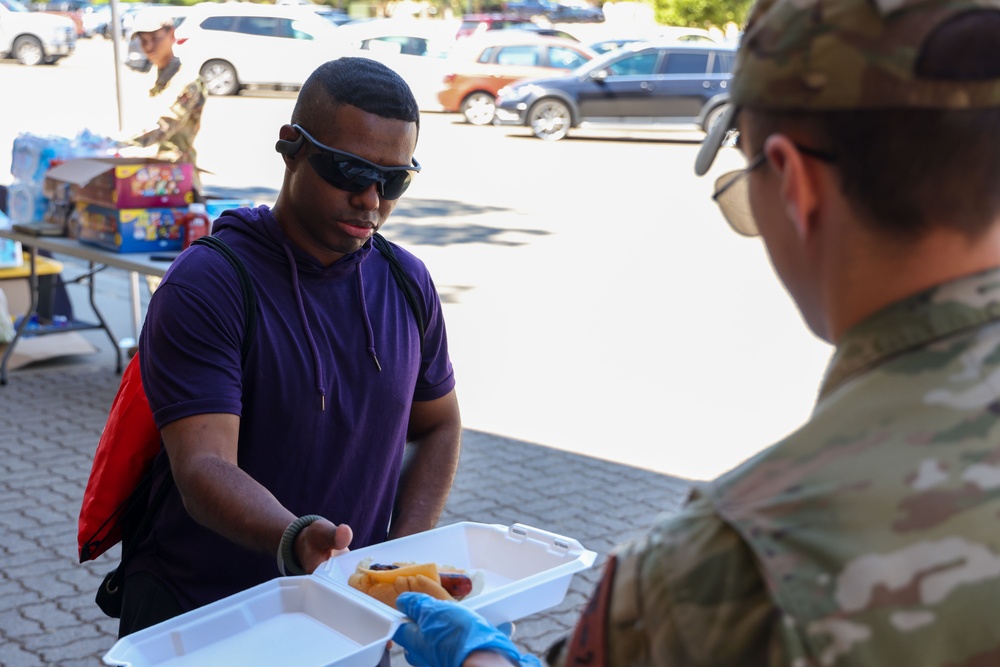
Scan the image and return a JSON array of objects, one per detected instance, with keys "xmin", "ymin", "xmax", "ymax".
[{"xmin": 0, "ymin": 361, "xmax": 690, "ymax": 666}]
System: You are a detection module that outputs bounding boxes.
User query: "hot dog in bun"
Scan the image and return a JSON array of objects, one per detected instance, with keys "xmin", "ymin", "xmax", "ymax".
[{"xmin": 348, "ymin": 560, "xmax": 483, "ymax": 608}]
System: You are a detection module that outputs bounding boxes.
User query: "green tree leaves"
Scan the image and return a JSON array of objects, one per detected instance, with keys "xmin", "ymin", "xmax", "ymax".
[{"xmin": 652, "ymin": 0, "xmax": 751, "ymax": 30}]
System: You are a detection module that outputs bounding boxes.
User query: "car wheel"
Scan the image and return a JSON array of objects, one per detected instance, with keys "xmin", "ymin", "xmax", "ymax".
[
  {"xmin": 461, "ymin": 92, "xmax": 496, "ymax": 126},
  {"xmin": 702, "ymin": 103, "xmax": 730, "ymax": 134},
  {"xmin": 528, "ymin": 99, "xmax": 571, "ymax": 141},
  {"xmin": 200, "ymin": 60, "xmax": 240, "ymax": 96},
  {"xmin": 13, "ymin": 36, "xmax": 45, "ymax": 66}
]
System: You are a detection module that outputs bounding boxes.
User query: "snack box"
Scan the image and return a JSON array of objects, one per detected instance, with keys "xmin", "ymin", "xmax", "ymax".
[
  {"xmin": 103, "ymin": 522, "xmax": 597, "ymax": 667},
  {"xmin": 76, "ymin": 204, "xmax": 186, "ymax": 253},
  {"xmin": 45, "ymin": 157, "xmax": 195, "ymax": 209}
]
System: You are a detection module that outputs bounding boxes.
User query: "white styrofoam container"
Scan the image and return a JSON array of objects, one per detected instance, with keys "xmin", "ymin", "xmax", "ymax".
[{"xmin": 103, "ymin": 522, "xmax": 597, "ymax": 667}]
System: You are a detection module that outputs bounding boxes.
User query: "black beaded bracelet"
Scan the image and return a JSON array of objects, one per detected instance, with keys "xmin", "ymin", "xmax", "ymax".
[{"xmin": 277, "ymin": 514, "xmax": 324, "ymax": 576}]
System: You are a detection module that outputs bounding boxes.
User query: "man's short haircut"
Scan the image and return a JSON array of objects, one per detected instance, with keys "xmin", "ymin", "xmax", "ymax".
[
  {"xmin": 746, "ymin": 12, "xmax": 1000, "ymax": 239},
  {"xmin": 292, "ymin": 58, "xmax": 420, "ymax": 135}
]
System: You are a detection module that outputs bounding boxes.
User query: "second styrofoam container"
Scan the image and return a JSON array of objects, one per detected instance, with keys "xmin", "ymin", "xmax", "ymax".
[{"xmin": 102, "ymin": 578, "xmax": 396, "ymax": 667}]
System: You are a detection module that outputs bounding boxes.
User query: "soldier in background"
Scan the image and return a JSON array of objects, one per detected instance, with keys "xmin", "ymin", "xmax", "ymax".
[
  {"xmin": 123, "ymin": 11, "xmax": 206, "ymax": 195},
  {"xmin": 389, "ymin": 0, "xmax": 1000, "ymax": 664}
]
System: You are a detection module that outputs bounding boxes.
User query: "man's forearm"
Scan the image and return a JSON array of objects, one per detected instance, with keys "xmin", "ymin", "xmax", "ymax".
[
  {"xmin": 173, "ymin": 453, "xmax": 296, "ymax": 556},
  {"xmin": 389, "ymin": 425, "xmax": 461, "ymax": 538}
]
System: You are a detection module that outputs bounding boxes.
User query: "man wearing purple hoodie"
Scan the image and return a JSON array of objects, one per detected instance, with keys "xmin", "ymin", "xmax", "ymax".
[{"xmin": 121, "ymin": 57, "xmax": 462, "ymax": 637}]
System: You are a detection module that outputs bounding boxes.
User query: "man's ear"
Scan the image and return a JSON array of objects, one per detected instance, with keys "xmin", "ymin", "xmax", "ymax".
[
  {"xmin": 275, "ymin": 124, "xmax": 303, "ymax": 163},
  {"xmin": 764, "ymin": 134, "xmax": 821, "ymax": 242}
]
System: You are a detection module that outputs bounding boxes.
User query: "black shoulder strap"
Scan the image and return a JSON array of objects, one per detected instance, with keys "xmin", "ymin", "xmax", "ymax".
[
  {"xmin": 113, "ymin": 236, "xmax": 257, "ymax": 574},
  {"xmin": 192, "ymin": 235, "xmax": 258, "ymax": 361},
  {"xmin": 371, "ymin": 232, "xmax": 426, "ymax": 352}
]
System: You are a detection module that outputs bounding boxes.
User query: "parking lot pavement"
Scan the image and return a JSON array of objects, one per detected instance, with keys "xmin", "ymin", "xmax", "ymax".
[{"xmin": 0, "ymin": 361, "xmax": 690, "ymax": 666}]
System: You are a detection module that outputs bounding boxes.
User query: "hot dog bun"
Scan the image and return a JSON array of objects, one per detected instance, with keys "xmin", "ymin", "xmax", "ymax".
[{"xmin": 348, "ymin": 560, "xmax": 482, "ymax": 608}]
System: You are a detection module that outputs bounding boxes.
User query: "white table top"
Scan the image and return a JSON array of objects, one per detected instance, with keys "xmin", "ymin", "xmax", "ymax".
[{"xmin": 0, "ymin": 229, "xmax": 172, "ymax": 278}]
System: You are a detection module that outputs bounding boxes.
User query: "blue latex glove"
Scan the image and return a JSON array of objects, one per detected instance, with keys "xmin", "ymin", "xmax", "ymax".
[{"xmin": 393, "ymin": 592, "xmax": 541, "ymax": 667}]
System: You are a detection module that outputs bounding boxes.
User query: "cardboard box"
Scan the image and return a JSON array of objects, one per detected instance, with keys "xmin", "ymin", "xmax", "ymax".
[
  {"xmin": 76, "ymin": 204, "xmax": 186, "ymax": 253},
  {"xmin": 45, "ymin": 157, "xmax": 195, "ymax": 209}
]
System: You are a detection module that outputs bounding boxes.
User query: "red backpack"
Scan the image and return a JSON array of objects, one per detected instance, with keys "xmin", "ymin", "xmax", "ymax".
[{"xmin": 78, "ymin": 353, "xmax": 160, "ymax": 562}]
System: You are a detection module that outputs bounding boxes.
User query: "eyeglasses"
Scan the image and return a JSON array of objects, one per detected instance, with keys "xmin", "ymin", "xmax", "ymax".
[
  {"xmin": 294, "ymin": 124, "xmax": 420, "ymax": 201},
  {"xmin": 712, "ymin": 141, "xmax": 837, "ymax": 237}
]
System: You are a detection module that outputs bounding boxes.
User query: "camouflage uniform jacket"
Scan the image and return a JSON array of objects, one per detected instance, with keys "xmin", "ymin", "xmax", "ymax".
[
  {"xmin": 552, "ymin": 268, "xmax": 1000, "ymax": 667},
  {"xmin": 130, "ymin": 57, "xmax": 206, "ymax": 187}
]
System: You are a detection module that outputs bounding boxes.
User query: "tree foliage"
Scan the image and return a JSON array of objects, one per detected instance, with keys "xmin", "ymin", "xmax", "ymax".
[{"xmin": 652, "ymin": 0, "xmax": 752, "ymax": 29}]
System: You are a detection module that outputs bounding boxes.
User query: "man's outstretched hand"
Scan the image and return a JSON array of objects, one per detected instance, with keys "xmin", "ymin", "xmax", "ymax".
[{"xmin": 298, "ymin": 520, "xmax": 352, "ymax": 574}]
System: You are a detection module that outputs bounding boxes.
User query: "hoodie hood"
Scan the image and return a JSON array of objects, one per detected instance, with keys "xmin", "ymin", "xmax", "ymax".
[
  {"xmin": 212, "ymin": 205, "xmax": 384, "ymax": 410},
  {"xmin": 212, "ymin": 204, "xmax": 374, "ymax": 275}
]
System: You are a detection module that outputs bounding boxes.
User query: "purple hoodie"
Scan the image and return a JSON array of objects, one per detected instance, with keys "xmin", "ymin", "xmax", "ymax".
[{"xmin": 130, "ymin": 205, "xmax": 455, "ymax": 612}]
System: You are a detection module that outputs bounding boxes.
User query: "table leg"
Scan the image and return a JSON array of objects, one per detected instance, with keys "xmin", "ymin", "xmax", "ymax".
[
  {"xmin": 85, "ymin": 260, "xmax": 123, "ymax": 374},
  {"xmin": 122, "ymin": 269, "xmax": 141, "ymax": 349}
]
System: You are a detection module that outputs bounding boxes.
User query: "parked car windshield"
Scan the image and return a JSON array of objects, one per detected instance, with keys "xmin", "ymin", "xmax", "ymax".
[{"xmin": 1, "ymin": 0, "xmax": 30, "ymax": 13}]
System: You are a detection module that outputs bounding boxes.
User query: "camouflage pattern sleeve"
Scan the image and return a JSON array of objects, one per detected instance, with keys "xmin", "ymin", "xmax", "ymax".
[
  {"xmin": 130, "ymin": 78, "xmax": 205, "ymax": 154},
  {"xmin": 549, "ymin": 490, "xmax": 787, "ymax": 667}
]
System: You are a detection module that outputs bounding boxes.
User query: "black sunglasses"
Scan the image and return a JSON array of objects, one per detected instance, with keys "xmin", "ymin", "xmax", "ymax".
[{"xmin": 278, "ymin": 124, "xmax": 421, "ymax": 200}]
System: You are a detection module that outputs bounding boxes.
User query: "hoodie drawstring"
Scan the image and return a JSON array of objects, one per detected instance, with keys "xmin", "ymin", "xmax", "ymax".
[
  {"xmin": 283, "ymin": 244, "xmax": 327, "ymax": 411},
  {"xmin": 356, "ymin": 262, "xmax": 382, "ymax": 372}
]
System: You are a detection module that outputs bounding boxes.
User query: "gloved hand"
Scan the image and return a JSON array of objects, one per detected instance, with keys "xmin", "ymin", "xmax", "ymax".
[{"xmin": 393, "ymin": 592, "xmax": 540, "ymax": 667}]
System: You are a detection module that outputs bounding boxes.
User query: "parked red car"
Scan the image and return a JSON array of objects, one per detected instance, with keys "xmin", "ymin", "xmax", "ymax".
[{"xmin": 439, "ymin": 32, "xmax": 595, "ymax": 125}]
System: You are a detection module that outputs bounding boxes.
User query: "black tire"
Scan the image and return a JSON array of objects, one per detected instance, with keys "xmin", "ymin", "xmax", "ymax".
[
  {"xmin": 461, "ymin": 91, "xmax": 496, "ymax": 126},
  {"xmin": 702, "ymin": 103, "xmax": 730, "ymax": 134},
  {"xmin": 200, "ymin": 60, "xmax": 240, "ymax": 96},
  {"xmin": 13, "ymin": 35, "xmax": 45, "ymax": 66},
  {"xmin": 527, "ymin": 98, "xmax": 572, "ymax": 141}
]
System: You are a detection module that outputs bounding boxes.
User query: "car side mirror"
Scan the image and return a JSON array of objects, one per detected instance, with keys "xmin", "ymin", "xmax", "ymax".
[{"xmin": 589, "ymin": 69, "xmax": 607, "ymax": 83}]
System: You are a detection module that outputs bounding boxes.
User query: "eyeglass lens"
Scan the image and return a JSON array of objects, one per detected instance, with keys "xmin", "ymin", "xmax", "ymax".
[
  {"xmin": 713, "ymin": 170, "xmax": 759, "ymax": 237},
  {"xmin": 307, "ymin": 153, "xmax": 413, "ymax": 200}
]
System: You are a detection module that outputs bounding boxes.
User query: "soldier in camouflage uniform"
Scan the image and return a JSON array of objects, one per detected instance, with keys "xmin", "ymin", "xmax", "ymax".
[
  {"xmin": 390, "ymin": 0, "xmax": 1000, "ymax": 664},
  {"xmin": 126, "ymin": 12, "xmax": 206, "ymax": 193}
]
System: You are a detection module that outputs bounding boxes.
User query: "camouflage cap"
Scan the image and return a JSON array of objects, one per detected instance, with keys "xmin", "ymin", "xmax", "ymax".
[{"xmin": 695, "ymin": 0, "xmax": 1000, "ymax": 175}]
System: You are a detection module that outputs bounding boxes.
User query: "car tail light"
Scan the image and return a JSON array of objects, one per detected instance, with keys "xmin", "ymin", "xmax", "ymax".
[
  {"xmin": 443, "ymin": 73, "xmax": 456, "ymax": 84},
  {"xmin": 176, "ymin": 37, "xmax": 188, "ymax": 44}
]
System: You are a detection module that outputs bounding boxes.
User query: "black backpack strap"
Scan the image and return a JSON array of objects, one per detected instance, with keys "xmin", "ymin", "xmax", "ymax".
[
  {"xmin": 192, "ymin": 235, "xmax": 258, "ymax": 361},
  {"xmin": 371, "ymin": 232, "xmax": 426, "ymax": 352}
]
